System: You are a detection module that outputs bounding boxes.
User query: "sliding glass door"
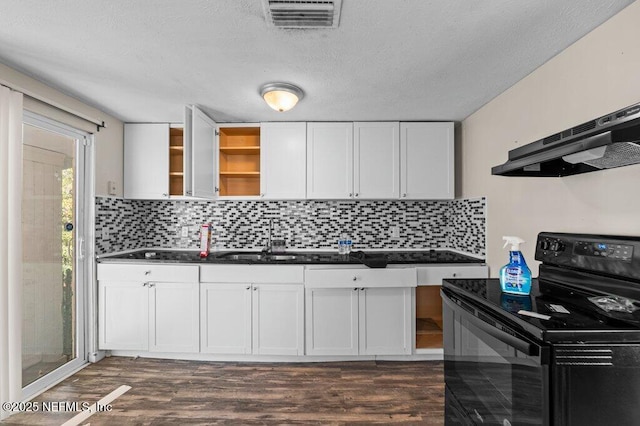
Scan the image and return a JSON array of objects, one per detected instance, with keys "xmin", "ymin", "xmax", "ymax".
[{"xmin": 21, "ymin": 113, "xmax": 89, "ymax": 397}]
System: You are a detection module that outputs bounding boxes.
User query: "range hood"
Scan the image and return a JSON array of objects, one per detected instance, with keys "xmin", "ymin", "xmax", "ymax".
[{"xmin": 492, "ymin": 102, "xmax": 640, "ymax": 177}]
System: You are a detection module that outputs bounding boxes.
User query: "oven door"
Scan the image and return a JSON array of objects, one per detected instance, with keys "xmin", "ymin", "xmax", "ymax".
[{"xmin": 442, "ymin": 288, "xmax": 550, "ymax": 425}]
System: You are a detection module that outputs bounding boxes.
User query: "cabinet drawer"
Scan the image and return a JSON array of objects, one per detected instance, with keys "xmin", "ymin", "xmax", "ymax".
[
  {"xmin": 200, "ymin": 265, "xmax": 304, "ymax": 283},
  {"xmin": 305, "ymin": 268, "xmax": 416, "ymax": 288},
  {"xmin": 417, "ymin": 265, "xmax": 488, "ymax": 286},
  {"xmin": 97, "ymin": 263, "xmax": 199, "ymax": 283}
]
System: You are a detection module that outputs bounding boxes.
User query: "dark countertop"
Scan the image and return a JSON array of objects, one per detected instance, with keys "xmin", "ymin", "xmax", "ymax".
[{"xmin": 98, "ymin": 249, "xmax": 485, "ymax": 266}]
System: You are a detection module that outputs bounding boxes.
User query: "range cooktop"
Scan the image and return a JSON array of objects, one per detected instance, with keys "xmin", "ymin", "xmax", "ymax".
[
  {"xmin": 443, "ymin": 278, "xmax": 640, "ymax": 343},
  {"xmin": 443, "ymin": 232, "xmax": 640, "ymax": 344}
]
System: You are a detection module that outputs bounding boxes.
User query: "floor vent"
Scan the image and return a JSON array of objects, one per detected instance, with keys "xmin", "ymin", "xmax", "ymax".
[{"xmin": 262, "ymin": 0, "xmax": 342, "ymax": 28}]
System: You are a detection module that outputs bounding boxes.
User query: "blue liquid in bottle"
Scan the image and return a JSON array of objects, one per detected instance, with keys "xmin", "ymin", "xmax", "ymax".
[{"xmin": 499, "ymin": 250, "xmax": 532, "ymax": 295}]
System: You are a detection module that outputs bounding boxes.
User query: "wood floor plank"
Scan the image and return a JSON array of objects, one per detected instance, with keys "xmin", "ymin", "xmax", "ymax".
[{"xmin": 1, "ymin": 357, "xmax": 444, "ymax": 425}]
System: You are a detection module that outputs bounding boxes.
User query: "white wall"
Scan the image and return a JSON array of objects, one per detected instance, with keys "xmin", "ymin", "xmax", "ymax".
[
  {"xmin": 0, "ymin": 62, "xmax": 123, "ymax": 197},
  {"xmin": 460, "ymin": 1, "xmax": 640, "ymax": 276}
]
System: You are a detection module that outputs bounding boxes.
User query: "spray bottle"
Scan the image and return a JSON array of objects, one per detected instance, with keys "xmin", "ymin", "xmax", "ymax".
[{"xmin": 499, "ymin": 236, "xmax": 532, "ymax": 295}]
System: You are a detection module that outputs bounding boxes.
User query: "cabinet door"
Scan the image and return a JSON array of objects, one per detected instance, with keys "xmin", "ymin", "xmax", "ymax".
[
  {"xmin": 305, "ymin": 287, "xmax": 359, "ymax": 356},
  {"xmin": 260, "ymin": 122, "xmax": 306, "ymax": 199},
  {"xmin": 353, "ymin": 122, "xmax": 400, "ymax": 199},
  {"xmin": 148, "ymin": 282, "xmax": 200, "ymax": 353},
  {"xmin": 400, "ymin": 122, "xmax": 454, "ymax": 200},
  {"xmin": 306, "ymin": 122, "xmax": 354, "ymax": 199},
  {"xmin": 252, "ymin": 284, "xmax": 304, "ymax": 355},
  {"xmin": 359, "ymin": 287, "xmax": 412, "ymax": 355},
  {"xmin": 183, "ymin": 107, "xmax": 193, "ymax": 196},
  {"xmin": 191, "ymin": 106, "xmax": 218, "ymax": 199},
  {"xmin": 124, "ymin": 123, "xmax": 169, "ymax": 199},
  {"xmin": 200, "ymin": 283, "xmax": 252, "ymax": 354},
  {"xmin": 98, "ymin": 281, "xmax": 149, "ymax": 350}
]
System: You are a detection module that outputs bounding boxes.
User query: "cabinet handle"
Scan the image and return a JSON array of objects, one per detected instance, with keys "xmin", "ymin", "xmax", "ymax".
[
  {"xmin": 260, "ymin": 193, "xmax": 265, "ymax": 198},
  {"xmin": 215, "ymin": 187, "xmax": 219, "ymax": 192},
  {"xmin": 360, "ymin": 287, "xmax": 365, "ymax": 291},
  {"xmin": 349, "ymin": 193, "xmax": 353, "ymax": 197},
  {"xmin": 246, "ymin": 286, "xmax": 251, "ymax": 290},
  {"xmin": 402, "ymin": 193, "xmax": 407, "ymax": 198},
  {"xmin": 253, "ymin": 287, "xmax": 258, "ymax": 291},
  {"xmin": 352, "ymin": 276, "xmax": 357, "ymax": 281},
  {"xmin": 355, "ymin": 193, "xmax": 359, "ymax": 197},
  {"xmin": 353, "ymin": 288, "xmax": 358, "ymax": 291},
  {"xmin": 144, "ymin": 270, "xmax": 151, "ymax": 275},
  {"xmin": 452, "ymin": 273, "xmax": 457, "ymax": 277},
  {"xmin": 149, "ymin": 283, "xmax": 155, "ymax": 288},
  {"xmin": 142, "ymin": 282, "xmax": 148, "ymax": 287},
  {"xmin": 162, "ymin": 193, "xmax": 168, "ymax": 197}
]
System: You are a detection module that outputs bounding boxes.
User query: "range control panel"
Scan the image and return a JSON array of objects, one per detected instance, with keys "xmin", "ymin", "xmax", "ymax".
[
  {"xmin": 573, "ymin": 241, "xmax": 633, "ymax": 262},
  {"xmin": 535, "ymin": 232, "xmax": 640, "ymax": 281}
]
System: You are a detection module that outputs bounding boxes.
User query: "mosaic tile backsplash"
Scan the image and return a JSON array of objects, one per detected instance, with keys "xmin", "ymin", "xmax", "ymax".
[{"xmin": 95, "ymin": 197, "xmax": 486, "ymax": 257}]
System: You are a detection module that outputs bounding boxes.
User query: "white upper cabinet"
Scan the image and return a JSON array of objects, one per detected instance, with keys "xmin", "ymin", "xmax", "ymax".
[
  {"xmin": 125, "ymin": 119, "xmax": 453, "ymax": 201},
  {"xmin": 306, "ymin": 122, "xmax": 354, "ymax": 199},
  {"xmin": 260, "ymin": 122, "xmax": 306, "ymax": 199},
  {"xmin": 400, "ymin": 122, "xmax": 454, "ymax": 200},
  {"xmin": 124, "ymin": 106, "xmax": 217, "ymax": 200},
  {"xmin": 190, "ymin": 106, "xmax": 217, "ymax": 199},
  {"xmin": 353, "ymin": 122, "xmax": 400, "ymax": 199},
  {"xmin": 124, "ymin": 123, "xmax": 170, "ymax": 199}
]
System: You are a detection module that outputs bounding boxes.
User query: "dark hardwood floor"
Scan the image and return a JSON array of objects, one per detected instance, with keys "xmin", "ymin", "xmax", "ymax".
[{"xmin": 2, "ymin": 357, "xmax": 445, "ymax": 425}]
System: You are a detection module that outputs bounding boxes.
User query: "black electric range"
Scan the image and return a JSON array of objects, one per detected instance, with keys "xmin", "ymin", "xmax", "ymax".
[{"xmin": 442, "ymin": 232, "xmax": 640, "ymax": 426}]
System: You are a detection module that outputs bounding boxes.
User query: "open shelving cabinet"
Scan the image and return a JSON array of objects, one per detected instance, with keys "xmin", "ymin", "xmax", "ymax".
[
  {"xmin": 219, "ymin": 126, "xmax": 261, "ymax": 196},
  {"xmin": 415, "ymin": 286, "xmax": 443, "ymax": 349},
  {"xmin": 169, "ymin": 127, "xmax": 184, "ymax": 196}
]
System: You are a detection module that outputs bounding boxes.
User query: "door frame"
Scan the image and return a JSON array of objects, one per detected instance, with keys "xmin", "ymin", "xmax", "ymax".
[{"xmin": 21, "ymin": 111, "xmax": 94, "ymax": 400}]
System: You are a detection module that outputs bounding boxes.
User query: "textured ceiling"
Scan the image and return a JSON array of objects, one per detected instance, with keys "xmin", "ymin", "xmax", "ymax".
[{"xmin": 0, "ymin": 0, "xmax": 634, "ymax": 123}]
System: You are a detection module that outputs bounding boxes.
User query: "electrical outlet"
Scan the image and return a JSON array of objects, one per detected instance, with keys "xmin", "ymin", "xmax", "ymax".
[
  {"xmin": 181, "ymin": 226, "xmax": 189, "ymax": 238},
  {"xmin": 390, "ymin": 226, "xmax": 400, "ymax": 239},
  {"xmin": 101, "ymin": 228, "xmax": 110, "ymax": 240},
  {"xmin": 107, "ymin": 180, "xmax": 117, "ymax": 196}
]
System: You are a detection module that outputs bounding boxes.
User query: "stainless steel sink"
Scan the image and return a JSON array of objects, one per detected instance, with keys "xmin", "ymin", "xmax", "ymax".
[
  {"xmin": 218, "ymin": 252, "xmax": 298, "ymax": 261},
  {"xmin": 223, "ymin": 253, "xmax": 265, "ymax": 261},
  {"xmin": 268, "ymin": 254, "xmax": 297, "ymax": 261}
]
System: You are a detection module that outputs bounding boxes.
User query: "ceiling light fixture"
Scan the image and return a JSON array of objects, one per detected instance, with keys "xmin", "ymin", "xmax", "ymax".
[{"xmin": 260, "ymin": 82, "xmax": 304, "ymax": 112}]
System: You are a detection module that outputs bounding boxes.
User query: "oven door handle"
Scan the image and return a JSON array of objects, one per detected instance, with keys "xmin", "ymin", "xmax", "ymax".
[{"xmin": 442, "ymin": 290, "xmax": 539, "ymax": 357}]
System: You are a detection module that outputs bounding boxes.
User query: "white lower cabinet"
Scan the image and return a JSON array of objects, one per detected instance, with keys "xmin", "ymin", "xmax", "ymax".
[
  {"xmin": 252, "ymin": 284, "xmax": 304, "ymax": 356},
  {"xmin": 305, "ymin": 287, "xmax": 359, "ymax": 356},
  {"xmin": 305, "ymin": 285, "xmax": 413, "ymax": 356},
  {"xmin": 149, "ymin": 282, "xmax": 200, "ymax": 353},
  {"xmin": 199, "ymin": 265, "xmax": 305, "ymax": 356},
  {"xmin": 200, "ymin": 283, "xmax": 252, "ymax": 354},
  {"xmin": 97, "ymin": 264, "xmax": 200, "ymax": 352},
  {"xmin": 200, "ymin": 283, "xmax": 304, "ymax": 355},
  {"xmin": 358, "ymin": 287, "xmax": 412, "ymax": 356},
  {"xmin": 98, "ymin": 281, "xmax": 149, "ymax": 350}
]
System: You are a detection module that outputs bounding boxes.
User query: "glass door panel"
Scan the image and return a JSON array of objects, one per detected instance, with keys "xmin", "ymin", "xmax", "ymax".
[{"xmin": 22, "ymin": 123, "xmax": 80, "ymax": 387}]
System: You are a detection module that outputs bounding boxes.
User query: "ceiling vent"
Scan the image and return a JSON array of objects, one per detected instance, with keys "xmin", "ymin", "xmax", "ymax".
[{"xmin": 262, "ymin": 0, "xmax": 342, "ymax": 29}]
